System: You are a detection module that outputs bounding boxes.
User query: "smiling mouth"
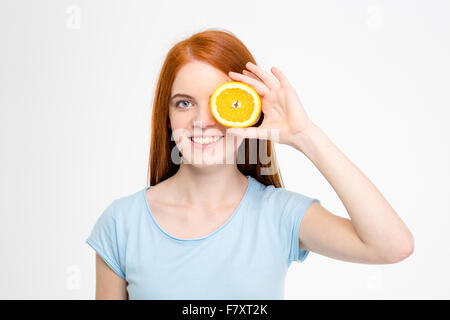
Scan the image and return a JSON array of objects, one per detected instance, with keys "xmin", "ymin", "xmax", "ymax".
[{"xmin": 190, "ymin": 136, "xmax": 224, "ymax": 145}]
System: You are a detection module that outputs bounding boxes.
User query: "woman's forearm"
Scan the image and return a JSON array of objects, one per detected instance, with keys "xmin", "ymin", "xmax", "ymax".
[{"xmin": 290, "ymin": 123, "xmax": 414, "ymax": 261}]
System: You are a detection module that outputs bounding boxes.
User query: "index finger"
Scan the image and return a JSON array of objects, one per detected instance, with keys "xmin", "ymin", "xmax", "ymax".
[
  {"xmin": 245, "ymin": 62, "xmax": 280, "ymax": 90},
  {"xmin": 270, "ymin": 66, "xmax": 292, "ymax": 88}
]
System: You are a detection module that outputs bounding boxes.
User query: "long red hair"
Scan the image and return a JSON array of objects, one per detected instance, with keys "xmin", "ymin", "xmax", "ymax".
[{"xmin": 147, "ymin": 28, "xmax": 285, "ymax": 188}]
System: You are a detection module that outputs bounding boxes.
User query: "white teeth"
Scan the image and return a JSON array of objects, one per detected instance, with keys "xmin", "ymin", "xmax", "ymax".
[{"xmin": 191, "ymin": 136, "xmax": 222, "ymax": 144}]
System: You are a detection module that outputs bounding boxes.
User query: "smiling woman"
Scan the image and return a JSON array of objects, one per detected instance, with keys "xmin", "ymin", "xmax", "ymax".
[
  {"xmin": 86, "ymin": 28, "xmax": 309, "ymax": 300},
  {"xmin": 85, "ymin": 27, "xmax": 413, "ymax": 301},
  {"xmin": 148, "ymin": 29, "xmax": 280, "ymax": 180}
]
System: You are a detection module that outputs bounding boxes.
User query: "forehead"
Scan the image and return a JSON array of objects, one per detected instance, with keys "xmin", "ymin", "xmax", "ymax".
[{"xmin": 171, "ymin": 60, "xmax": 231, "ymax": 96}]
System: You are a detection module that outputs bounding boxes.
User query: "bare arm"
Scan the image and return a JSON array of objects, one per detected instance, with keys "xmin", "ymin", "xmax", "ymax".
[
  {"xmin": 95, "ymin": 253, "xmax": 128, "ymax": 300},
  {"xmin": 225, "ymin": 63, "xmax": 414, "ymax": 264},
  {"xmin": 294, "ymin": 123, "xmax": 414, "ymax": 264},
  {"xmin": 299, "ymin": 202, "xmax": 390, "ymax": 264}
]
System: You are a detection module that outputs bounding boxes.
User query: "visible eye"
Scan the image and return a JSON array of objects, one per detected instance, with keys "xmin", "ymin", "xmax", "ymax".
[{"xmin": 174, "ymin": 100, "xmax": 193, "ymax": 109}]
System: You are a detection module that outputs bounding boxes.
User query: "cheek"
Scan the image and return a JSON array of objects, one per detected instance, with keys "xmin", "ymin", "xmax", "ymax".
[
  {"xmin": 169, "ymin": 112, "xmax": 182, "ymax": 128},
  {"xmin": 169, "ymin": 113, "xmax": 191, "ymax": 136}
]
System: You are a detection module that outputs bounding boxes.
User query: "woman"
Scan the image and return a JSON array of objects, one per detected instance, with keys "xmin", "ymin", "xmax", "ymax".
[{"xmin": 86, "ymin": 29, "xmax": 414, "ymax": 300}]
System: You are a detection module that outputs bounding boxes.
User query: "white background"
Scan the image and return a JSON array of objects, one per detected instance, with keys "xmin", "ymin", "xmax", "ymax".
[{"xmin": 0, "ymin": 0, "xmax": 449, "ymax": 299}]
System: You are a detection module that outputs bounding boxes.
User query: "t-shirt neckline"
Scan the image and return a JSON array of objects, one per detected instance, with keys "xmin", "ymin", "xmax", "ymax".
[{"xmin": 142, "ymin": 175, "xmax": 254, "ymax": 242}]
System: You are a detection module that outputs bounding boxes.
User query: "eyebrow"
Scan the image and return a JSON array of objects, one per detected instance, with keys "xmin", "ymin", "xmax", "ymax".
[{"xmin": 170, "ymin": 93, "xmax": 212, "ymax": 102}]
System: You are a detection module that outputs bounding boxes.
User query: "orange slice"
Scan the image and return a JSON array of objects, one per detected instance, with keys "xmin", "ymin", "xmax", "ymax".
[{"xmin": 210, "ymin": 81, "xmax": 261, "ymax": 128}]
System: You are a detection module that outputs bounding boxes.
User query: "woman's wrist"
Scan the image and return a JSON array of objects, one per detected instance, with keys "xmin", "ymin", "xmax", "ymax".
[{"xmin": 288, "ymin": 122, "xmax": 334, "ymax": 162}]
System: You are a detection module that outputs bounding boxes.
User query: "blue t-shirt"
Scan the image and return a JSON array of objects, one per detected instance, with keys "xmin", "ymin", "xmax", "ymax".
[{"xmin": 86, "ymin": 175, "xmax": 321, "ymax": 299}]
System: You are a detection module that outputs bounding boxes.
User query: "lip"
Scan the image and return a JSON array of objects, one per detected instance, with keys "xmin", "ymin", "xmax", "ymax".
[{"xmin": 190, "ymin": 136, "xmax": 224, "ymax": 150}]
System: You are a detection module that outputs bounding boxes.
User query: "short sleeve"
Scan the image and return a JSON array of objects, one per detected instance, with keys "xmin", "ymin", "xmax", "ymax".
[
  {"xmin": 280, "ymin": 190, "xmax": 321, "ymax": 264},
  {"xmin": 85, "ymin": 200, "xmax": 126, "ymax": 279}
]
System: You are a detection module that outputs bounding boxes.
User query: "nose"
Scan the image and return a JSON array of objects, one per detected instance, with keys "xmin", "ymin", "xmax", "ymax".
[{"xmin": 193, "ymin": 102, "xmax": 217, "ymax": 129}]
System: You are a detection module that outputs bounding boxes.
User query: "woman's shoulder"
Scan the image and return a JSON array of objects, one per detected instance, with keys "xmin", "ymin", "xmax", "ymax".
[
  {"xmin": 249, "ymin": 176, "xmax": 317, "ymax": 206},
  {"xmin": 106, "ymin": 186, "xmax": 148, "ymax": 221},
  {"xmin": 249, "ymin": 176, "xmax": 287, "ymax": 198}
]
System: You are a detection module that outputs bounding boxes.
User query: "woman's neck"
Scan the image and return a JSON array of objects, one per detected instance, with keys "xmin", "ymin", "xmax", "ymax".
[{"xmin": 167, "ymin": 165, "xmax": 248, "ymax": 208}]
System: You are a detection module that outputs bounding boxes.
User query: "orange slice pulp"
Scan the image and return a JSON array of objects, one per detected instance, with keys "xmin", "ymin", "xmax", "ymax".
[{"xmin": 210, "ymin": 81, "xmax": 261, "ymax": 128}]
